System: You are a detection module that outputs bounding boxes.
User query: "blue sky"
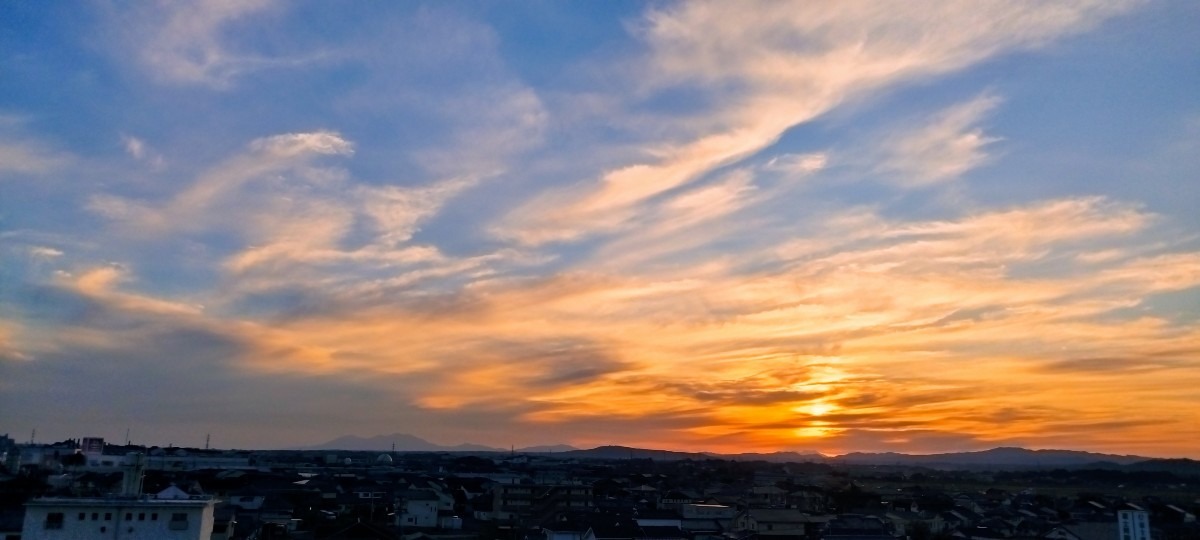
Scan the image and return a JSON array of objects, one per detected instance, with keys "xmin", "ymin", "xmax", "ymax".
[{"xmin": 2, "ymin": 1, "xmax": 1199, "ymax": 456}]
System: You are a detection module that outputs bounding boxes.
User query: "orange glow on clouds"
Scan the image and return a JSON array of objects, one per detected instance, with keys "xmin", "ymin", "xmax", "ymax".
[{"xmin": 3, "ymin": 0, "xmax": 1197, "ymax": 458}]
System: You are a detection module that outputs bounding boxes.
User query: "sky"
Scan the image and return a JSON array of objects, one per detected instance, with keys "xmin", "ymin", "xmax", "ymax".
[{"xmin": 2, "ymin": 1, "xmax": 1199, "ymax": 458}]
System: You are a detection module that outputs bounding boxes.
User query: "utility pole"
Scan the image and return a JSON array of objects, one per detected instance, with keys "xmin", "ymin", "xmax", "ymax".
[{"xmin": 205, "ymin": 434, "xmax": 210, "ymax": 450}]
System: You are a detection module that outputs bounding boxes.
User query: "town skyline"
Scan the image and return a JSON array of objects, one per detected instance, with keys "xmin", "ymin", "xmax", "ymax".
[
  {"xmin": 2, "ymin": 2, "xmax": 1199, "ymax": 459},
  {"xmin": 4, "ymin": 429, "xmax": 1199, "ymax": 462}
]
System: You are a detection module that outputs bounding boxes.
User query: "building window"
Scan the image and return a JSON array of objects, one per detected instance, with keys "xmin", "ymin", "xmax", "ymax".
[
  {"xmin": 125, "ymin": 512, "xmax": 132, "ymax": 521},
  {"xmin": 169, "ymin": 512, "xmax": 189, "ymax": 530},
  {"xmin": 105, "ymin": 512, "xmax": 112, "ymax": 521},
  {"xmin": 138, "ymin": 513, "xmax": 145, "ymax": 521},
  {"xmin": 151, "ymin": 513, "xmax": 158, "ymax": 521},
  {"xmin": 78, "ymin": 512, "xmax": 86, "ymax": 520},
  {"xmin": 45, "ymin": 512, "xmax": 65, "ymax": 529},
  {"xmin": 92, "ymin": 512, "xmax": 99, "ymax": 521}
]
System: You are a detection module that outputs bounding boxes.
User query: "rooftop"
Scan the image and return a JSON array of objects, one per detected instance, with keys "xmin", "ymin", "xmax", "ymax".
[{"xmin": 26, "ymin": 496, "xmax": 217, "ymax": 508}]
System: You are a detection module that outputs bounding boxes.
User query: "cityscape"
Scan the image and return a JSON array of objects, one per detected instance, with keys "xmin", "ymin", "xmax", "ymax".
[
  {"xmin": 3, "ymin": 1, "xmax": 1199, "ymax": 539},
  {"xmin": 1, "ymin": 432, "xmax": 1198, "ymax": 539}
]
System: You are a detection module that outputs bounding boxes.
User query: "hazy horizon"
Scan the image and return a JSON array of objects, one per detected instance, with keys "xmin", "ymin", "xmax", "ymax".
[
  {"xmin": 7, "ymin": 429, "xmax": 1188, "ymax": 461},
  {"xmin": 2, "ymin": 1, "xmax": 1199, "ymax": 459}
]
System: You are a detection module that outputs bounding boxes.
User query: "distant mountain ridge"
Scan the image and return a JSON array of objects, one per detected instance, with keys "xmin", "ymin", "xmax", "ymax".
[
  {"xmin": 717, "ymin": 450, "xmax": 827, "ymax": 463},
  {"xmin": 830, "ymin": 446, "xmax": 1147, "ymax": 467},
  {"xmin": 559, "ymin": 445, "xmax": 710, "ymax": 460},
  {"xmin": 301, "ymin": 434, "xmax": 1168, "ymax": 469},
  {"xmin": 300, "ymin": 433, "xmax": 577, "ymax": 453}
]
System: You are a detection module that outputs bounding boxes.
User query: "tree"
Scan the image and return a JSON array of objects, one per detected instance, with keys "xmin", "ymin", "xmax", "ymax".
[{"xmin": 62, "ymin": 452, "xmax": 87, "ymax": 469}]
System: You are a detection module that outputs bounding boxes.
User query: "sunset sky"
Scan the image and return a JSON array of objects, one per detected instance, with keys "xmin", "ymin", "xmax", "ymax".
[{"xmin": 2, "ymin": 1, "xmax": 1199, "ymax": 457}]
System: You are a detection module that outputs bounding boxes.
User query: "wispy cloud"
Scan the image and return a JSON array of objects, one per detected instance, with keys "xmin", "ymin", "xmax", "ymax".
[
  {"xmin": 875, "ymin": 94, "xmax": 1002, "ymax": 186},
  {"xmin": 121, "ymin": 135, "xmax": 166, "ymax": 169},
  {"xmin": 65, "ymin": 193, "xmax": 1197, "ymax": 452},
  {"xmin": 112, "ymin": 0, "xmax": 314, "ymax": 88},
  {"xmin": 0, "ymin": 118, "xmax": 72, "ymax": 176},
  {"xmin": 0, "ymin": 141, "xmax": 70, "ymax": 176},
  {"xmin": 88, "ymin": 131, "xmax": 354, "ymax": 234},
  {"xmin": 492, "ymin": 1, "xmax": 1136, "ymax": 245},
  {"xmin": 764, "ymin": 153, "xmax": 829, "ymax": 176}
]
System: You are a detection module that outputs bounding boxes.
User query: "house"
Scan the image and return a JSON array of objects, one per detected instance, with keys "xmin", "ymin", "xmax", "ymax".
[
  {"xmin": 1165, "ymin": 504, "xmax": 1196, "ymax": 523},
  {"xmin": 634, "ymin": 509, "xmax": 681, "ymax": 528},
  {"xmin": 437, "ymin": 509, "xmax": 462, "ymax": 530},
  {"xmin": 21, "ymin": 496, "xmax": 217, "ymax": 540},
  {"xmin": 785, "ymin": 487, "xmax": 826, "ymax": 513},
  {"xmin": 658, "ymin": 491, "xmax": 692, "ymax": 510},
  {"xmin": 0, "ymin": 507, "xmax": 25, "ymax": 540},
  {"xmin": 491, "ymin": 483, "xmax": 593, "ymax": 524},
  {"xmin": 680, "ymin": 503, "xmax": 733, "ymax": 532},
  {"xmin": 823, "ymin": 514, "xmax": 894, "ymax": 539},
  {"xmin": 884, "ymin": 509, "xmax": 932, "ymax": 537},
  {"xmin": 583, "ymin": 519, "xmax": 643, "ymax": 540},
  {"xmin": 397, "ymin": 489, "xmax": 440, "ymax": 529},
  {"xmin": 157, "ymin": 484, "xmax": 193, "ymax": 500},
  {"xmin": 681, "ymin": 504, "xmax": 732, "ymax": 520},
  {"xmin": 543, "ymin": 514, "xmax": 592, "ymax": 540},
  {"xmin": 733, "ymin": 508, "xmax": 829, "ymax": 538},
  {"xmin": 1043, "ymin": 521, "xmax": 1120, "ymax": 540},
  {"xmin": 492, "ymin": 483, "xmax": 536, "ymax": 522},
  {"xmin": 746, "ymin": 486, "xmax": 788, "ymax": 507},
  {"xmin": 210, "ymin": 504, "xmax": 238, "ymax": 540},
  {"xmin": 1118, "ymin": 509, "xmax": 1151, "ymax": 540},
  {"xmin": 405, "ymin": 478, "xmax": 455, "ymax": 512}
]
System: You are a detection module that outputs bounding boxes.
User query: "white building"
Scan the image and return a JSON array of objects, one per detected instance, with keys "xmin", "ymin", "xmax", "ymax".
[
  {"xmin": 396, "ymin": 490, "xmax": 440, "ymax": 529},
  {"xmin": 21, "ymin": 497, "xmax": 217, "ymax": 540},
  {"xmin": 1118, "ymin": 509, "xmax": 1151, "ymax": 540}
]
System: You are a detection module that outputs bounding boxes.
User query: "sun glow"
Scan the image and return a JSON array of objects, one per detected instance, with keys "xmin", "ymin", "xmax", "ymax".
[
  {"xmin": 795, "ymin": 401, "xmax": 838, "ymax": 417},
  {"xmin": 794, "ymin": 421, "xmax": 842, "ymax": 439}
]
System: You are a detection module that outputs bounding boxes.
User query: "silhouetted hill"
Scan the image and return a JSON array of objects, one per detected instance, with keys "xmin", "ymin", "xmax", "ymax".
[
  {"xmin": 299, "ymin": 436, "xmax": 1172, "ymax": 470},
  {"xmin": 830, "ymin": 447, "xmax": 1147, "ymax": 468},
  {"xmin": 301, "ymin": 433, "xmax": 503, "ymax": 452},
  {"xmin": 716, "ymin": 451, "xmax": 826, "ymax": 463},
  {"xmin": 560, "ymin": 445, "xmax": 709, "ymax": 460}
]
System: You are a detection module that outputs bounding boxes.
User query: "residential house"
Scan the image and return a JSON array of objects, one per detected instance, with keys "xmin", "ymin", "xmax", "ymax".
[
  {"xmin": 397, "ymin": 489, "xmax": 440, "ymax": 529},
  {"xmin": 734, "ymin": 508, "xmax": 829, "ymax": 539},
  {"xmin": 823, "ymin": 514, "xmax": 894, "ymax": 539},
  {"xmin": 1043, "ymin": 521, "xmax": 1120, "ymax": 540},
  {"xmin": 21, "ymin": 496, "xmax": 217, "ymax": 540},
  {"xmin": 746, "ymin": 486, "xmax": 788, "ymax": 508}
]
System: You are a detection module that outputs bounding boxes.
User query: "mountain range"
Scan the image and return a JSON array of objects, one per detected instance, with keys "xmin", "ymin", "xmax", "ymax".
[
  {"xmin": 299, "ymin": 433, "xmax": 577, "ymax": 454},
  {"xmin": 827, "ymin": 446, "xmax": 1148, "ymax": 467},
  {"xmin": 301, "ymin": 433, "xmax": 1180, "ymax": 470}
]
